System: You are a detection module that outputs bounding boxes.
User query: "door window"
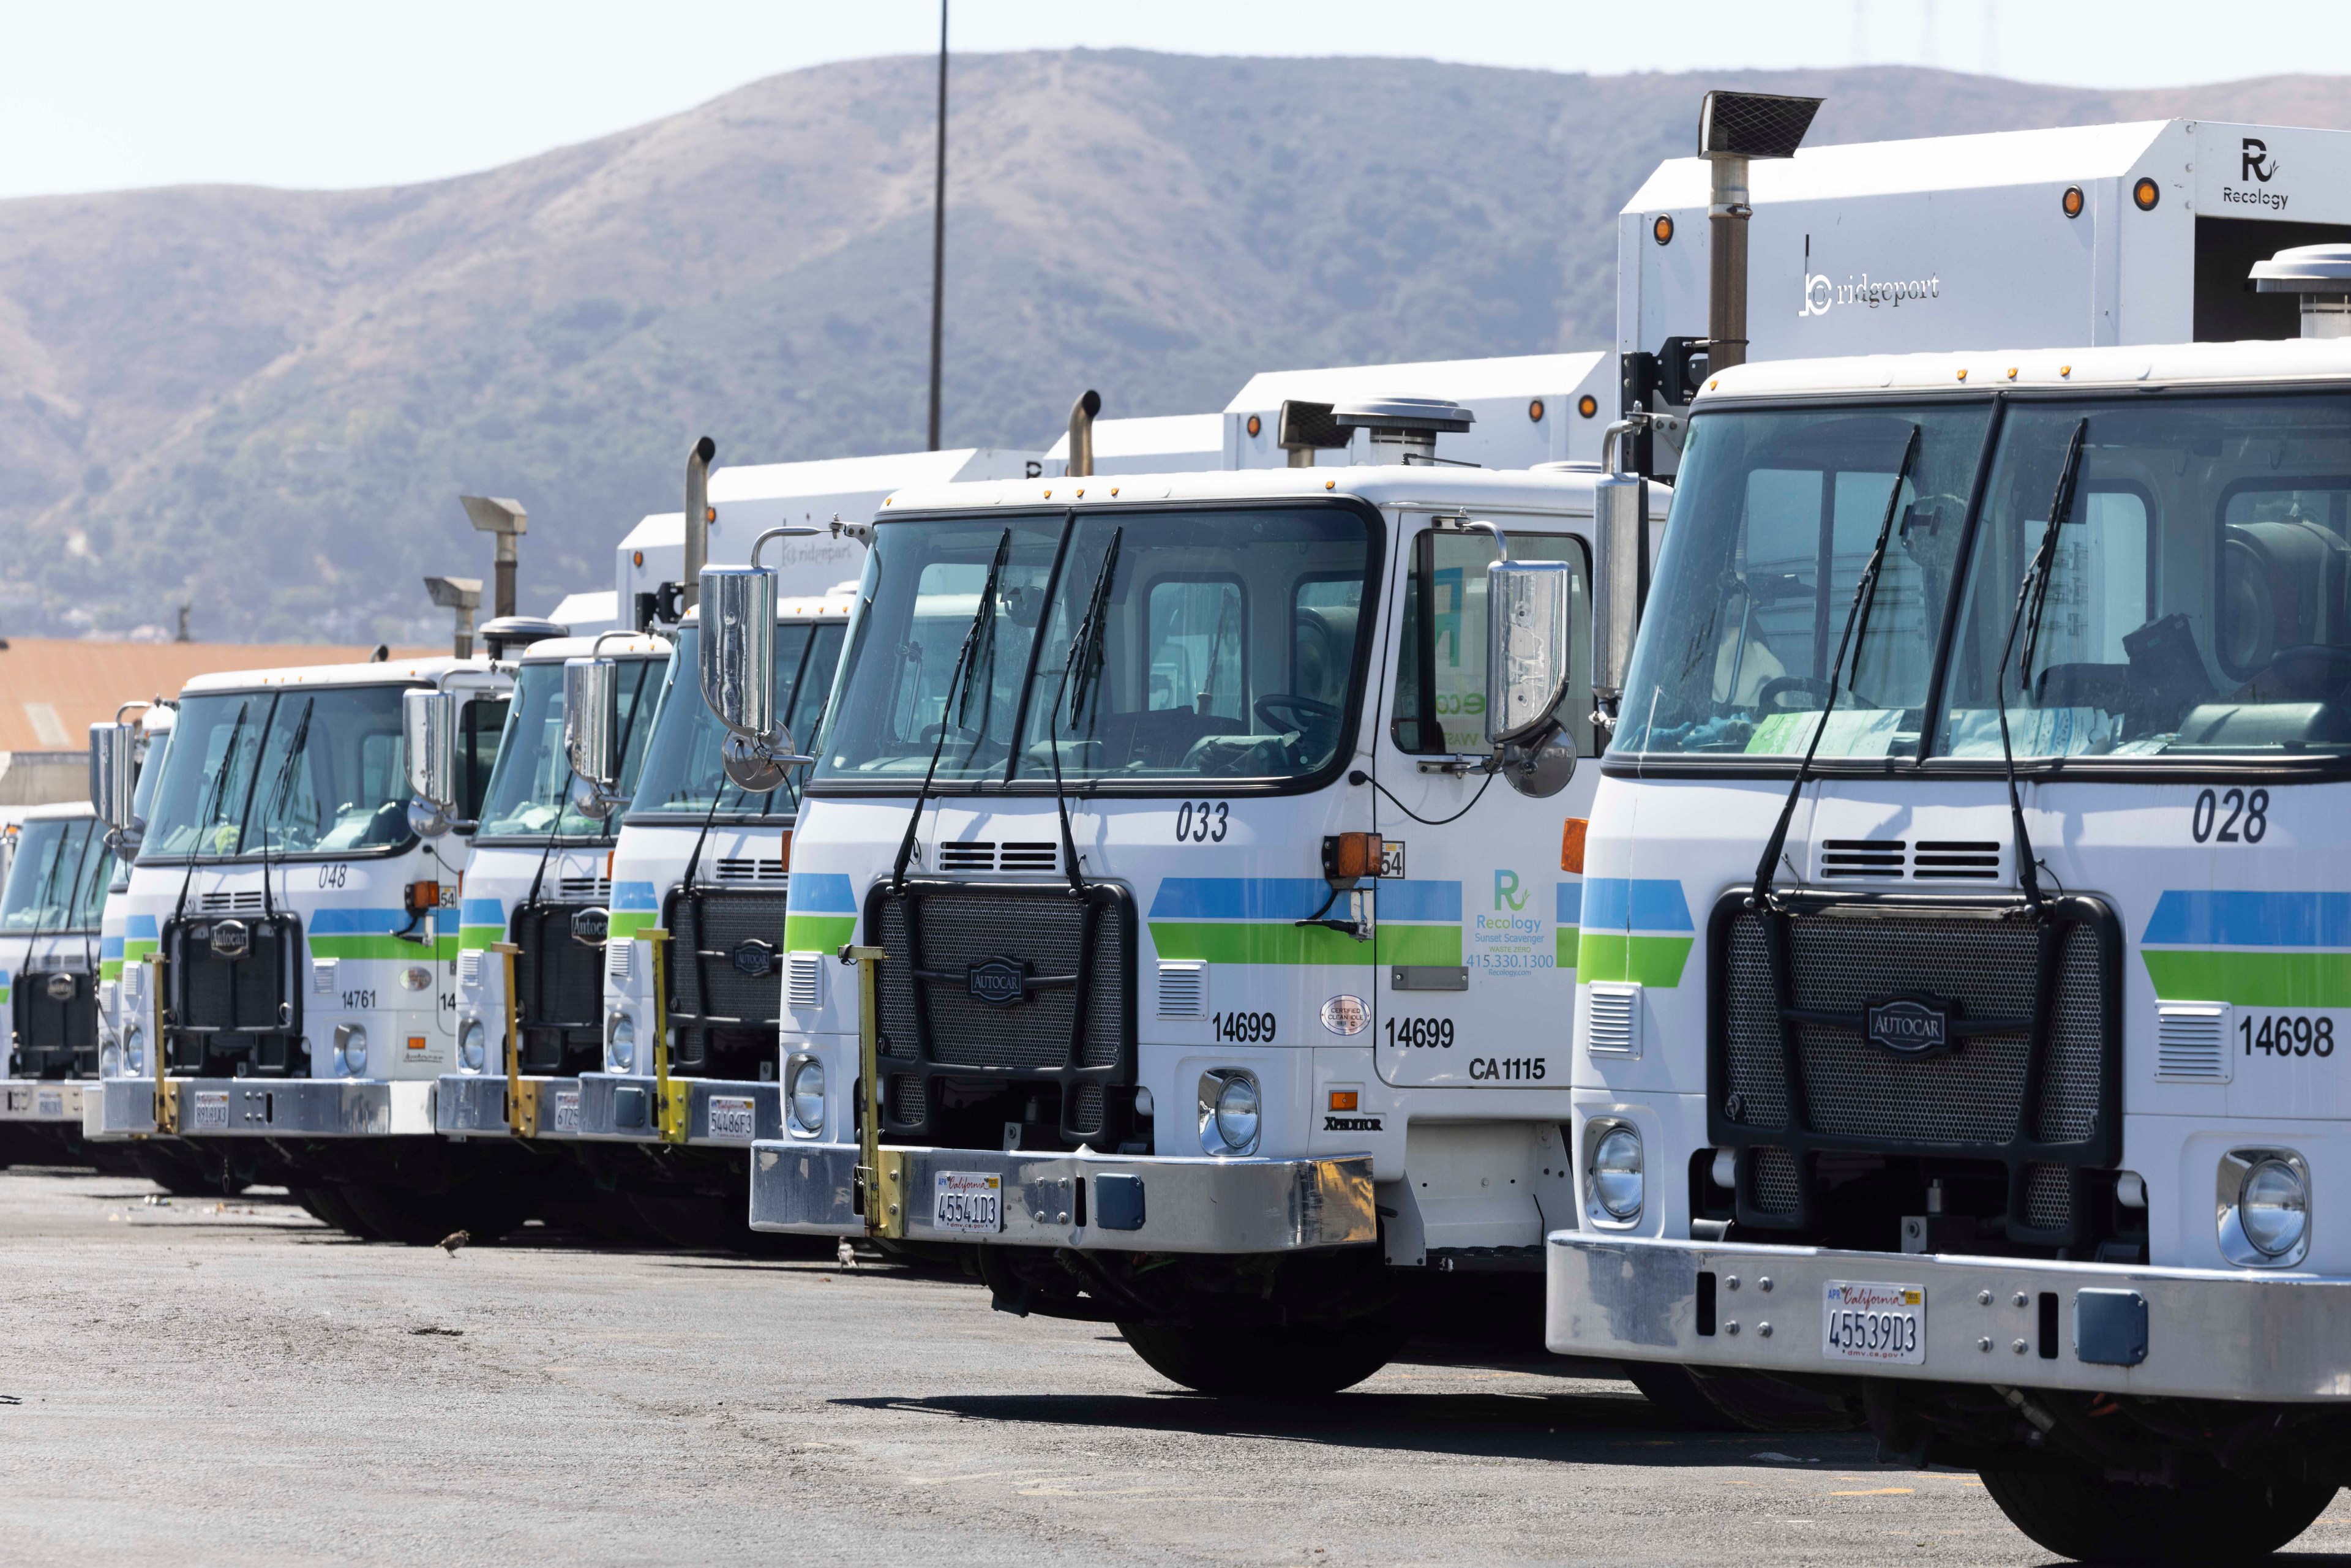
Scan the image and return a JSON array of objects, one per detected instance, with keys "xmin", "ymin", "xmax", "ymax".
[{"xmin": 1391, "ymin": 527, "xmax": 1593, "ymax": 756}]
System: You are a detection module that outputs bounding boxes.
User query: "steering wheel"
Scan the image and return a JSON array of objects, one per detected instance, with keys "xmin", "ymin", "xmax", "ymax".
[
  {"xmin": 1753, "ymin": 675, "xmax": 1835, "ymax": 714},
  {"xmin": 1254, "ymin": 694, "xmax": 1340, "ymax": 732}
]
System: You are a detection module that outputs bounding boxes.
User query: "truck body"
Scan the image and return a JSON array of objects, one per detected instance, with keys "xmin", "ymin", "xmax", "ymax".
[{"xmin": 0, "ymin": 801, "xmax": 113, "ymax": 1163}]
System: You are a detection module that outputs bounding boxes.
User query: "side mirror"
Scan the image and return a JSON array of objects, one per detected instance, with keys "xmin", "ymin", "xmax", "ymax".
[
  {"xmin": 563, "ymin": 657, "xmax": 627, "ymax": 818},
  {"xmin": 697, "ymin": 526, "xmax": 821, "ymax": 793},
  {"xmin": 1591, "ymin": 430, "xmax": 1648, "ymax": 716},
  {"xmin": 89, "ymin": 722, "xmax": 138, "ymax": 834},
  {"xmin": 403, "ymin": 689, "xmax": 459, "ymax": 837},
  {"xmin": 1486, "ymin": 558, "xmax": 1577, "ymax": 746}
]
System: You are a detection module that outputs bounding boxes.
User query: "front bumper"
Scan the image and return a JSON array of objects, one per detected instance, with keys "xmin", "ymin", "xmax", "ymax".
[
  {"xmin": 0, "ymin": 1079, "xmax": 85, "ymax": 1123},
  {"xmin": 748, "ymin": 1139, "xmax": 1378, "ymax": 1254},
  {"xmin": 89, "ymin": 1078, "xmax": 436, "ymax": 1139},
  {"xmin": 435, "ymin": 1075, "xmax": 588, "ymax": 1140},
  {"xmin": 1546, "ymin": 1232, "xmax": 2351, "ymax": 1403},
  {"xmin": 572, "ymin": 1073, "xmax": 779, "ymax": 1146}
]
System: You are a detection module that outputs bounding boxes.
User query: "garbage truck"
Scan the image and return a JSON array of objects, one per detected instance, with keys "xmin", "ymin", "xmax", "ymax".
[
  {"xmin": 88, "ymin": 653, "xmax": 514, "ymax": 1240},
  {"xmin": 0, "ymin": 801, "xmax": 114, "ymax": 1166}
]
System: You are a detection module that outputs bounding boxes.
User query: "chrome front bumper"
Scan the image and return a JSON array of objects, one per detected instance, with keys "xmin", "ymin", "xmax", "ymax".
[
  {"xmin": 89, "ymin": 1078, "xmax": 437, "ymax": 1139},
  {"xmin": 435, "ymin": 1075, "xmax": 589, "ymax": 1140},
  {"xmin": 748, "ymin": 1139, "xmax": 1379, "ymax": 1254},
  {"xmin": 1546, "ymin": 1232, "xmax": 2351, "ymax": 1403},
  {"xmin": 571, "ymin": 1073, "xmax": 779, "ymax": 1146},
  {"xmin": 0, "ymin": 1080, "xmax": 85, "ymax": 1123}
]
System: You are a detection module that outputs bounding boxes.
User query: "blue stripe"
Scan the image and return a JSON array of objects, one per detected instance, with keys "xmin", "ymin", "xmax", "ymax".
[
  {"xmin": 100, "ymin": 936, "xmax": 125, "ymax": 958},
  {"xmin": 461, "ymin": 898, "xmax": 504, "ymax": 926},
  {"xmin": 307, "ymin": 907, "xmax": 407, "ymax": 936},
  {"xmin": 1151, "ymin": 878, "xmax": 1327, "ymax": 920},
  {"xmin": 1556, "ymin": 882, "xmax": 1582, "ymax": 925},
  {"xmin": 2143, "ymin": 891, "xmax": 2351, "ymax": 948},
  {"xmin": 1580, "ymin": 877, "xmax": 1693, "ymax": 933},
  {"xmin": 1376, "ymin": 880, "xmax": 1460, "ymax": 923},
  {"xmin": 128, "ymin": 914, "xmax": 157, "ymax": 939},
  {"xmin": 788, "ymin": 872, "xmax": 858, "ymax": 915},
  {"xmin": 612, "ymin": 880, "xmax": 660, "ymax": 912}
]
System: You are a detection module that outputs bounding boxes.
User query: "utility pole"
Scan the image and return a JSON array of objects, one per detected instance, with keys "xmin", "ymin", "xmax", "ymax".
[{"xmin": 926, "ymin": 0, "xmax": 948, "ymax": 451}]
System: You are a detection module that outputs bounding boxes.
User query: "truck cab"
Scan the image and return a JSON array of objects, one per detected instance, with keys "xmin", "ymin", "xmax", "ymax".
[{"xmin": 0, "ymin": 801, "xmax": 113, "ymax": 1164}]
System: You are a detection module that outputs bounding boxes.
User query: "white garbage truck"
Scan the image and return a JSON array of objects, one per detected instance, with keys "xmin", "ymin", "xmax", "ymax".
[
  {"xmin": 0, "ymin": 801, "xmax": 114, "ymax": 1166},
  {"xmin": 88, "ymin": 654, "xmax": 514, "ymax": 1240},
  {"xmin": 735, "ymin": 389, "xmax": 1667, "ymax": 1394}
]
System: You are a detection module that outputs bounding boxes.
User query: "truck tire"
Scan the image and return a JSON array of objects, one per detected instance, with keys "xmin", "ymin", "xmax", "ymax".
[
  {"xmin": 1119, "ymin": 1321, "xmax": 1398, "ymax": 1398},
  {"xmin": 128, "ymin": 1142, "xmax": 248, "ymax": 1198},
  {"xmin": 1980, "ymin": 1468, "xmax": 2337, "ymax": 1564},
  {"xmin": 1622, "ymin": 1364, "xmax": 1744, "ymax": 1430},
  {"xmin": 340, "ymin": 1182, "xmax": 524, "ymax": 1247},
  {"xmin": 294, "ymin": 1185, "xmax": 382, "ymax": 1239},
  {"xmin": 1685, "ymin": 1367, "xmax": 1864, "ymax": 1432}
]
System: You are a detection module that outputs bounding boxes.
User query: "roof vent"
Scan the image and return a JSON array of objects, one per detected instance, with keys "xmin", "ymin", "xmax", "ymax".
[
  {"xmin": 479, "ymin": 615, "xmax": 568, "ymax": 659},
  {"xmin": 1330, "ymin": 397, "xmax": 1476, "ymax": 467},
  {"xmin": 2251, "ymin": 244, "xmax": 2351, "ymax": 339}
]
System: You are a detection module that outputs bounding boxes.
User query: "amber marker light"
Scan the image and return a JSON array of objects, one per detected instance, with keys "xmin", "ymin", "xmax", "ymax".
[
  {"xmin": 1246, "ymin": 414, "xmax": 1262, "ymax": 438},
  {"xmin": 1561, "ymin": 818, "xmax": 1588, "ymax": 874},
  {"xmin": 1528, "ymin": 399, "xmax": 1545, "ymax": 422},
  {"xmin": 1652, "ymin": 214, "xmax": 1674, "ymax": 245},
  {"xmin": 1578, "ymin": 394, "xmax": 1599, "ymax": 418},
  {"xmin": 2061, "ymin": 185, "xmax": 2085, "ymax": 219},
  {"xmin": 1329, "ymin": 1089, "xmax": 1359, "ymax": 1112},
  {"xmin": 2134, "ymin": 176, "xmax": 2161, "ymax": 211}
]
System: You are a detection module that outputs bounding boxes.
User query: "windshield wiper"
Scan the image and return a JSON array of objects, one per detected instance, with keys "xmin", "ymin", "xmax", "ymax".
[
  {"xmin": 1751, "ymin": 424, "xmax": 1921, "ymax": 910},
  {"xmin": 172, "ymin": 700, "xmax": 250, "ymax": 933},
  {"xmin": 1992, "ymin": 417, "xmax": 2089, "ymax": 909},
  {"xmin": 892, "ymin": 530, "xmax": 1011, "ymax": 893},
  {"xmin": 258, "ymin": 697, "xmax": 313, "ymax": 925},
  {"xmin": 1044, "ymin": 528, "xmax": 1121, "ymax": 895}
]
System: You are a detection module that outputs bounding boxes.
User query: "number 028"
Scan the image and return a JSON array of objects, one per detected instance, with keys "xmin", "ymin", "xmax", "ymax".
[{"xmin": 2191, "ymin": 787, "xmax": 2268, "ymax": 844}]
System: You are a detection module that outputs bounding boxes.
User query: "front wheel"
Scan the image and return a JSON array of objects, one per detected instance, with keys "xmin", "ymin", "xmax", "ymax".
[
  {"xmin": 1980, "ymin": 1468, "xmax": 2336, "ymax": 1565},
  {"xmin": 1119, "ymin": 1320, "xmax": 1398, "ymax": 1398}
]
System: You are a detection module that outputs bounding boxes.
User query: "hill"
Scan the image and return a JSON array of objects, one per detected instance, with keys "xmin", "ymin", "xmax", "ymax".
[{"xmin": 3, "ymin": 52, "xmax": 2345, "ymax": 640}]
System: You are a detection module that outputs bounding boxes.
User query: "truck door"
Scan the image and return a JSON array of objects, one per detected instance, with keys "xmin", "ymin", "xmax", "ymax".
[{"xmin": 1371, "ymin": 513, "xmax": 1596, "ymax": 1088}]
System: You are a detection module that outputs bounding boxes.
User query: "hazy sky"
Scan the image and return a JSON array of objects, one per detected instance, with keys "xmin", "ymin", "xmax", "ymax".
[{"xmin": 7, "ymin": 0, "xmax": 2350, "ymax": 199}]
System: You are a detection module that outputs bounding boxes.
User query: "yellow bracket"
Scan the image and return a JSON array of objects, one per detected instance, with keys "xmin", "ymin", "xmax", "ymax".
[
  {"xmin": 645, "ymin": 928, "xmax": 688, "ymax": 1144},
  {"xmin": 149, "ymin": 953, "xmax": 176, "ymax": 1135},
  {"xmin": 841, "ymin": 944, "xmax": 899, "ymax": 1237},
  {"xmin": 492, "ymin": 942, "xmax": 530, "ymax": 1137}
]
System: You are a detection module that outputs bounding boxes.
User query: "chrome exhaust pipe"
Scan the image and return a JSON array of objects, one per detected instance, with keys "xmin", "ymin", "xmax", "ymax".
[{"xmin": 1067, "ymin": 389, "xmax": 1101, "ymax": 478}]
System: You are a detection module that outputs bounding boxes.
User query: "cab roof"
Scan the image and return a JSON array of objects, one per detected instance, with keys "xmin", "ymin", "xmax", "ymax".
[
  {"xmin": 179, "ymin": 655, "xmax": 484, "ymax": 696},
  {"xmin": 1698, "ymin": 336, "xmax": 2351, "ymax": 405},
  {"xmin": 880, "ymin": 462, "xmax": 1626, "ymax": 516},
  {"xmin": 17, "ymin": 800, "xmax": 94, "ymax": 823},
  {"xmin": 672, "ymin": 590, "xmax": 859, "ymax": 629},
  {"xmin": 517, "ymin": 632, "xmax": 672, "ymax": 666}
]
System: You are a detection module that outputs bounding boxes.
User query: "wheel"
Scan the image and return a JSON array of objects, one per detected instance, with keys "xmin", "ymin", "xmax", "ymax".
[
  {"xmin": 129, "ymin": 1142, "xmax": 249, "ymax": 1198},
  {"xmin": 1980, "ymin": 1468, "xmax": 2336, "ymax": 1565},
  {"xmin": 1119, "ymin": 1320, "xmax": 1398, "ymax": 1398},
  {"xmin": 339, "ymin": 1181, "xmax": 525, "ymax": 1247},
  {"xmin": 293, "ymin": 1185, "xmax": 382, "ymax": 1239},
  {"xmin": 1622, "ymin": 1364, "xmax": 1744, "ymax": 1431},
  {"xmin": 1684, "ymin": 1367, "xmax": 1864, "ymax": 1432}
]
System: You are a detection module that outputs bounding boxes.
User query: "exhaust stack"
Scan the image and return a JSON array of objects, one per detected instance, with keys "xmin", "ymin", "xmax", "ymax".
[
  {"xmin": 1696, "ymin": 91, "xmax": 1822, "ymax": 377},
  {"xmin": 2251, "ymin": 244, "xmax": 2351, "ymax": 337},
  {"xmin": 459, "ymin": 495, "xmax": 528, "ymax": 620},
  {"xmin": 1066, "ymin": 390, "xmax": 1101, "ymax": 478},
  {"xmin": 682, "ymin": 435, "xmax": 716, "ymax": 613},
  {"xmin": 424, "ymin": 576, "xmax": 483, "ymax": 659}
]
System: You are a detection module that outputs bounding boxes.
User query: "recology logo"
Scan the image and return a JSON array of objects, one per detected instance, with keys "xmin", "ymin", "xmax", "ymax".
[
  {"xmin": 1494, "ymin": 870, "xmax": 1531, "ymax": 912},
  {"xmin": 2221, "ymin": 137, "xmax": 2289, "ymax": 211}
]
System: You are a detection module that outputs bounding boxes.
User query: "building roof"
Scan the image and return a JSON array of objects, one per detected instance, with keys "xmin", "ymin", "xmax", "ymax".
[{"xmin": 0, "ymin": 639, "xmax": 438, "ymax": 752}]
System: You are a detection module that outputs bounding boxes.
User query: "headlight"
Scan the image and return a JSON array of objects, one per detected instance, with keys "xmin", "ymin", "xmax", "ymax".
[
  {"xmin": 100, "ymin": 1042, "xmax": 121, "ymax": 1078},
  {"xmin": 607, "ymin": 1015, "xmax": 636, "ymax": 1073},
  {"xmin": 1589, "ymin": 1123, "xmax": 1644, "ymax": 1222},
  {"xmin": 2242, "ymin": 1159, "xmax": 2309, "ymax": 1258},
  {"xmin": 336, "ymin": 1025, "xmax": 369, "ymax": 1078},
  {"xmin": 122, "ymin": 1024, "xmax": 146, "ymax": 1076},
  {"xmin": 458, "ymin": 1019, "xmax": 487, "ymax": 1074},
  {"xmin": 1198, "ymin": 1069, "xmax": 1261, "ymax": 1157},
  {"xmin": 787, "ymin": 1057, "xmax": 825, "ymax": 1135}
]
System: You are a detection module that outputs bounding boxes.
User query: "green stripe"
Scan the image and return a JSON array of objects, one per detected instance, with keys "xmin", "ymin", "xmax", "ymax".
[
  {"xmin": 1555, "ymin": 924, "xmax": 1581, "ymax": 969},
  {"xmin": 1575, "ymin": 932, "xmax": 1694, "ymax": 988},
  {"xmin": 1147, "ymin": 920, "xmax": 1458, "ymax": 967},
  {"xmin": 309, "ymin": 935, "xmax": 459, "ymax": 962},
  {"xmin": 1374, "ymin": 924, "xmax": 1461, "ymax": 966},
  {"xmin": 124, "ymin": 940, "xmax": 157, "ymax": 963},
  {"xmin": 784, "ymin": 914, "xmax": 857, "ymax": 951},
  {"xmin": 101, "ymin": 960, "xmax": 122, "ymax": 981},
  {"xmin": 2143, "ymin": 950, "xmax": 2351, "ymax": 1007},
  {"xmin": 610, "ymin": 910, "xmax": 661, "ymax": 943},
  {"xmin": 459, "ymin": 925, "xmax": 504, "ymax": 952}
]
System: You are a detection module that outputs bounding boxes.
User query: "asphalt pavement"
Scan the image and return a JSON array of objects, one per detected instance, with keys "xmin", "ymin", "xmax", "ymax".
[{"xmin": 5, "ymin": 1166, "xmax": 2349, "ymax": 1567}]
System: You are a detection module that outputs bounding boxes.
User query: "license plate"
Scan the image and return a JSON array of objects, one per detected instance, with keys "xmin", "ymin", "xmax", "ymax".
[
  {"xmin": 932, "ymin": 1171, "xmax": 1003, "ymax": 1235},
  {"xmin": 707, "ymin": 1095, "xmax": 757, "ymax": 1142},
  {"xmin": 551, "ymin": 1088, "xmax": 581, "ymax": 1135},
  {"xmin": 35, "ymin": 1089, "xmax": 63, "ymax": 1119},
  {"xmin": 192, "ymin": 1091, "xmax": 230, "ymax": 1131},
  {"xmin": 1821, "ymin": 1280, "xmax": 1926, "ymax": 1365}
]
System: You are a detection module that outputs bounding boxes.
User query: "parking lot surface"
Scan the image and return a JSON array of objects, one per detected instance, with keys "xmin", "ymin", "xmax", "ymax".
[{"xmin": 4, "ymin": 1166, "xmax": 2349, "ymax": 1566}]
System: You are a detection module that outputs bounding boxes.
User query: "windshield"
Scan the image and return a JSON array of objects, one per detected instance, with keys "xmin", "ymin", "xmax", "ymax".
[
  {"xmin": 628, "ymin": 621, "xmax": 841, "ymax": 820},
  {"xmin": 816, "ymin": 506, "xmax": 1376, "ymax": 787},
  {"xmin": 478, "ymin": 654, "xmax": 665, "ymax": 840},
  {"xmin": 2, "ymin": 817, "xmax": 108, "ymax": 933},
  {"xmin": 144, "ymin": 686, "xmax": 415, "ymax": 858}
]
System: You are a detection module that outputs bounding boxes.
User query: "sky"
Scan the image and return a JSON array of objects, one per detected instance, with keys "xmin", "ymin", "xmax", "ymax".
[{"xmin": 6, "ymin": 0, "xmax": 2351, "ymax": 199}]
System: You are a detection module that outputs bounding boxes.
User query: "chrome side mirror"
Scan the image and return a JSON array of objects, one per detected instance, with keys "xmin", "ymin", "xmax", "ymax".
[
  {"xmin": 699, "ymin": 526, "xmax": 820, "ymax": 793},
  {"xmin": 1591, "ymin": 420, "xmax": 1648, "ymax": 722},
  {"xmin": 403, "ymin": 688, "xmax": 459, "ymax": 837},
  {"xmin": 89, "ymin": 721, "xmax": 139, "ymax": 835},
  {"xmin": 1487, "ymin": 558, "xmax": 1577, "ymax": 746},
  {"xmin": 563, "ymin": 656, "xmax": 627, "ymax": 818}
]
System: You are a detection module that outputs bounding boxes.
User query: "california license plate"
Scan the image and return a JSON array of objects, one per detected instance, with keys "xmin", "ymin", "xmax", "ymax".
[
  {"xmin": 35, "ymin": 1089, "xmax": 64, "ymax": 1119},
  {"xmin": 707, "ymin": 1095, "xmax": 757, "ymax": 1141},
  {"xmin": 1821, "ymin": 1280, "xmax": 1926, "ymax": 1364},
  {"xmin": 551, "ymin": 1088, "xmax": 581, "ymax": 1135},
  {"xmin": 192, "ymin": 1091, "xmax": 230, "ymax": 1131},
  {"xmin": 932, "ymin": 1171, "xmax": 1003, "ymax": 1235}
]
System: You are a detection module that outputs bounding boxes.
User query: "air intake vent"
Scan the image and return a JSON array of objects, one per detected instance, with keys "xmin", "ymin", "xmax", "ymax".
[
  {"xmin": 2156, "ymin": 1002, "xmax": 2232, "ymax": 1082},
  {"xmin": 1819, "ymin": 840, "xmax": 1905, "ymax": 879},
  {"xmin": 713, "ymin": 858, "xmax": 786, "ymax": 886},
  {"xmin": 200, "ymin": 891, "xmax": 265, "ymax": 912},
  {"xmin": 606, "ymin": 940, "xmax": 631, "ymax": 982},
  {"xmin": 1157, "ymin": 961, "xmax": 1206, "ymax": 1018},
  {"xmin": 786, "ymin": 951, "xmax": 823, "ymax": 1010},
  {"xmin": 938, "ymin": 841, "xmax": 995, "ymax": 871},
  {"xmin": 558, "ymin": 876, "xmax": 612, "ymax": 900},
  {"xmin": 998, "ymin": 842, "xmax": 1059, "ymax": 871},
  {"xmin": 1586, "ymin": 982, "xmax": 1641, "ymax": 1056},
  {"xmin": 1913, "ymin": 841, "xmax": 2001, "ymax": 880}
]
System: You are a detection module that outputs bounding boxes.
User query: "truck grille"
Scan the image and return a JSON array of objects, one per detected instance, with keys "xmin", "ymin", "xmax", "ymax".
[
  {"xmin": 509, "ymin": 903, "xmax": 605, "ymax": 1073},
  {"xmin": 868, "ymin": 879, "xmax": 1135, "ymax": 1149},
  {"xmin": 163, "ymin": 915, "xmax": 304, "ymax": 1076},
  {"xmin": 11, "ymin": 969, "xmax": 96, "ymax": 1078},
  {"xmin": 1710, "ymin": 892, "xmax": 2119, "ymax": 1241},
  {"xmin": 664, "ymin": 888, "xmax": 786, "ymax": 1080}
]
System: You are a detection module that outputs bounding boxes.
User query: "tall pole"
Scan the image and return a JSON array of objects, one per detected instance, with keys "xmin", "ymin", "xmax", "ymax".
[{"xmin": 926, "ymin": 1, "xmax": 948, "ymax": 451}]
